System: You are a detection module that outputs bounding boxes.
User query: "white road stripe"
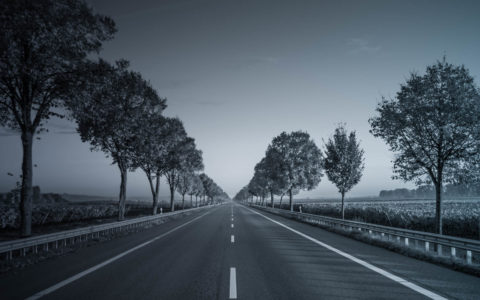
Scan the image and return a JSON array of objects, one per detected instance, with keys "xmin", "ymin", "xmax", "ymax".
[
  {"xmin": 231, "ymin": 217, "xmax": 234, "ymax": 222},
  {"xmin": 26, "ymin": 210, "xmax": 213, "ymax": 300},
  {"xmin": 231, "ymin": 235, "xmax": 235, "ymax": 243},
  {"xmin": 244, "ymin": 206, "xmax": 448, "ymax": 300},
  {"xmin": 231, "ymin": 224, "xmax": 234, "ymax": 228},
  {"xmin": 229, "ymin": 267, "xmax": 237, "ymax": 299}
]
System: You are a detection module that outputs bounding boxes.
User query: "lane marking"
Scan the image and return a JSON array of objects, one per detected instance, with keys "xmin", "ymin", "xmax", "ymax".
[
  {"xmin": 231, "ymin": 217, "xmax": 234, "ymax": 222},
  {"xmin": 243, "ymin": 206, "xmax": 447, "ymax": 300},
  {"xmin": 231, "ymin": 235, "xmax": 235, "ymax": 243},
  {"xmin": 229, "ymin": 267, "xmax": 237, "ymax": 299},
  {"xmin": 26, "ymin": 210, "xmax": 214, "ymax": 300},
  {"xmin": 231, "ymin": 224, "xmax": 234, "ymax": 228}
]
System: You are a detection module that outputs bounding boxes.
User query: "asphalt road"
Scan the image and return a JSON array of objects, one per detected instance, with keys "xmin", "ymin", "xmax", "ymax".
[{"xmin": 1, "ymin": 203, "xmax": 480, "ymax": 299}]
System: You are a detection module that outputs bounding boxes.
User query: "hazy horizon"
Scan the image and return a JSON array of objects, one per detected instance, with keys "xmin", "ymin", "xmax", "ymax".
[{"xmin": 1, "ymin": 0, "xmax": 480, "ymax": 199}]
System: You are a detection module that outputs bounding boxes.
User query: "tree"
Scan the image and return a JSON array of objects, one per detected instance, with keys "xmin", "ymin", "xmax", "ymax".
[
  {"xmin": 199, "ymin": 173, "xmax": 226, "ymax": 204},
  {"xmin": 188, "ymin": 174, "xmax": 203, "ymax": 207},
  {"xmin": 192, "ymin": 176, "xmax": 205, "ymax": 207},
  {"xmin": 369, "ymin": 58, "xmax": 480, "ymax": 234},
  {"xmin": 324, "ymin": 124, "xmax": 364, "ymax": 219},
  {"xmin": 177, "ymin": 171, "xmax": 195, "ymax": 209},
  {"xmin": 162, "ymin": 118, "xmax": 203, "ymax": 211},
  {"xmin": 248, "ymin": 171, "xmax": 268, "ymax": 206},
  {"xmin": 263, "ymin": 148, "xmax": 290, "ymax": 207},
  {"xmin": 0, "ymin": 0, "xmax": 115, "ymax": 236},
  {"xmin": 131, "ymin": 109, "xmax": 167, "ymax": 215},
  {"xmin": 266, "ymin": 131, "xmax": 323, "ymax": 211},
  {"xmin": 233, "ymin": 186, "xmax": 250, "ymax": 203},
  {"xmin": 70, "ymin": 60, "xmax": 160, "ymax": 220}
]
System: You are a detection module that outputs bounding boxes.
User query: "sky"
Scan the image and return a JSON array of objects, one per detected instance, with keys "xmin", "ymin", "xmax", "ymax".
[{"xmin": 1, "ymin": 0, "xmax": 480, "ymax": 199}]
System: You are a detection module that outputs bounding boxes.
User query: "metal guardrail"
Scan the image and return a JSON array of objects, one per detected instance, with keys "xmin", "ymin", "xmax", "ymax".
[
  {"xmin": 1, "ymin": 204, "xmax": 221, "ymax": 260},
  {"xmin": 249, "ymin": 204, "xmax": 480, "ymax": 265}
]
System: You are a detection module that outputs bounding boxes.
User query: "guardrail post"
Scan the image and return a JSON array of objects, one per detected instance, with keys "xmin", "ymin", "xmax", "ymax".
[
  {"xmin": 34, "ymin": 245, "xmax": 38, "ymax": 254},
  {"xmin": 404, "ymin": 238, "xmax": 409, "ymax": 247},
  {"xmin": 437, "ymin": 244, "xmax": 442, "ymax": 256},
  {"xmin": 450, "ymin": 247, "xmax": 456, "ymax": 258},
  {"xmin": 425, "ymin": 241, "xmax": 429, "ymax": 252},
  {"xmin": 44, "ymin": 243, "xmax": 48, "ymax": 251},
  {"xmin": 7, "ymin": 251, "xmax": 12, "ymax": 261},
  {"xmin": 466, "ymin": 250, "xmax": 472, "ymax": 264},
  {"xmin": 396, "ymin": 236, "xmax": 400, "ymax": 243},
  {"xmin": 21, "ymin": 248, "xmax": 26, "ymax": 256}
]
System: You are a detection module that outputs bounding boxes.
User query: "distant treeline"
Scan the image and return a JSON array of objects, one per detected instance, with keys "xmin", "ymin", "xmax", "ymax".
[{"xmin": 379, "ymin": 184, "xmax": 480, "ymax": 199}]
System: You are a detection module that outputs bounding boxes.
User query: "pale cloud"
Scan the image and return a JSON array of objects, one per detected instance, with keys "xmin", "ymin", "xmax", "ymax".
[{"xmin": 347, "ymin": 38, "xmax": 381, "ymax": 54}]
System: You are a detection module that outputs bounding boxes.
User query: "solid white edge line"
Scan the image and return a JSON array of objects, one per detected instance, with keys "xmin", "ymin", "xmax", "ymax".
[
  {"xmin": 243, "ymin": 206, "xmax": 448, "ymax": 300},
  {"xmin": 229, "ymin": 267, "xmax": 237, "ymax": 299},
  {"xmin": 26, "ymin": 210, "xmax": 214, "ymax": 300}
]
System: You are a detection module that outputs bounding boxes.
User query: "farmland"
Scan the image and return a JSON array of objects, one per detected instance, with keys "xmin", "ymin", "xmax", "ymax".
[{"xmin": 278, "ymin": 198, "xmax": 480, "ymax": 240}]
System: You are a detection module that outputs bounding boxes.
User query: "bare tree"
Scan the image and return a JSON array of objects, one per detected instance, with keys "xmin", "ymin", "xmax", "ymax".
[
  {"xmin": 324, "ymin": 124, "xmax": 364, "ymax": 219},
  {"xmin": 0, "ymin": 0, "xmax": 115, "ymax": 236},
  {"xmin": 369, "ymin": 58, "xmax": 480, "ymax": 234}
]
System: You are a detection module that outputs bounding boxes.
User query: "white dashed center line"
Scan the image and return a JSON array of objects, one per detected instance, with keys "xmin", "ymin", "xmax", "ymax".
[
  {"xmin": 231, "ymin": 235, "xmax": 235, "ymax": 243},
  {"xmin": 229, "ymin": 267, "xmax": 237, "ymax": 299}
]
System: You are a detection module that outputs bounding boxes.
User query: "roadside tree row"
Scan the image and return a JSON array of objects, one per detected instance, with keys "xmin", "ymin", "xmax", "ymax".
[
  {"xmin": 0, "ymin": 0, "xmax": 226, "ymax": 236},
  {"xmin": 236, "ymin": 58, "xmax": 480, "ymax": 235},
  {"xmin": 234, "ymin": 128, "xmax": 365, "ymax": 217}
]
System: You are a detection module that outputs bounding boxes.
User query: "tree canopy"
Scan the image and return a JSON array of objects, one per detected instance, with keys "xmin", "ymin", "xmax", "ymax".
[
  {"xmin": 324, "ymin": 124, "xmax": 364, "ymax": 219},
  {"xmin": 369, "ymin": 58, "xmax": 480, "ymax": 234},
  {"xmin": 267, "ymin": 131, "xmax": 323, "ymax": 211},
  {"xmin": 70, "ymin": 59, "xmax": 165, "ymax": 220},
  {"xmin": 161, "ymin": 118, "xmax": 204, "ymax": 211},
  {"xmin": 0, "ymin": 0, "xmax": 115, "ymax": 236}
]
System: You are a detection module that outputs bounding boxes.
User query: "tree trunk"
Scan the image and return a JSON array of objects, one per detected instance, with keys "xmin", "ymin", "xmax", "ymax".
[
  {"xmin": 153, "ymin": 173, "xmax": 160, "ymax": 214},
  {"xmin": 182, "ymin": 194, "xmax": 185, "ymax": 210},
  {"xmin": 147, "ymin": 172, "xmax": 160, "ymax": 215},
  {"xmin": 169, "ymin": 183, "xmax": 175, "ymax": 212},
  {"xmin": 289, "ymin": 189, "xmax": 293, "ymax": 212},
  {"xmin": 270, "ymin": 191, "xmax": 274, "ymax": 208},
  {"xmin": 195, "ymin": 195, "xmax": 198, "ymax": 207},
  {"xmin": 435, "ymin": 181, "xmax": 443, "ymax": 234},
  {"xmin": 190, "ymin": 194, "xmax": 193, "ymax": 208},
  {"xmin": 279, "ymin": 194, "xmax": 283, "ymax": 208},
  {"xmin": 118, "ymin": 164, "xmax": 127, "ymax": 221},
  {"xmin": 20, "ymin": 131, "xmax": 33, "ymax": 237},
  {"xmin": 341, "ymin": 191, "xmax": 345, "ymax": 220}
]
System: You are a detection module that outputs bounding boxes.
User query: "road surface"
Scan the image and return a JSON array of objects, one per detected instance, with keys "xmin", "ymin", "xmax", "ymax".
[{"xmin": 1, "ymin": 203, "xmax": 479, "ymax": 299}]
